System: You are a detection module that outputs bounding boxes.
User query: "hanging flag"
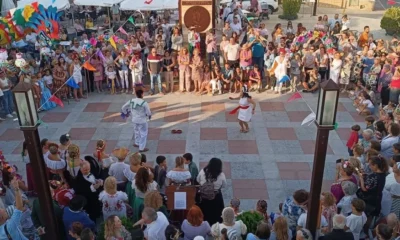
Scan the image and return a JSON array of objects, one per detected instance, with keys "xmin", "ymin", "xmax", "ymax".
[
  {"xmin": 52, "ymin": 0, "xmax": 56, "ymax": 4},
  {"xmin": 287, "ymin": 92, "xmax": 302, "ymax": 102},
  {"xmin": 334, "ymin": 122, "xmax": 339, "ymax": 130},
  {"xmin": 128, "ymin": 16, "xmax": 135, "ymax": 24},
  {"xmin": 301, "ymin": 112, "xmax": 316, "ymax": 126},
  {"xmin": 109, "ymin": 37, "xmax": 117, "ymax": 50},
  {"xmin": 144, "ymin": 0, "xmax": 153, "ymax": 4},
  {"xmin": 32, "ymin": 2, "xmax": 39, "ymax": 12},
  {"xmin": 89, "ymin": 37, "xmax": 97, "ymax": 46},
  {"xmin": 388, "ymin": 0, "xmax": 396, "ymax": 4},
  {"xmin": 278, "ymin": 75, "xmax": 290, "ymax": 83},
  {"xmin": 49, "ymin": 95, "xmax": 64, "ymax": 108},
  {"xmin": 82, "ymin": 61, "xmax": 96, "ymax": 71},
  {"xmin": 66, "ymin": 78, "xmax": 80, "ymax": 89},
  {"xmin": 97, "ymin": 50, "xmax": 106, "ymax": 62},
  {"xmin": 119, "ymin": 27, "xmax": 128, "ymax": 36}
]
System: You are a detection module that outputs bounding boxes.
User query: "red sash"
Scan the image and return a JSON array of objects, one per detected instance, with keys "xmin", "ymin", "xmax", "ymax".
[{"xmin": 229, "ymin": 105, "xmax": 249, "ymax": 114}]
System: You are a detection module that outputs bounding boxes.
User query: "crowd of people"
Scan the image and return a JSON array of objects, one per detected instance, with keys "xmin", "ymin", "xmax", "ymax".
[{"xmin": 3, "ymin": 0, "xmax": 400, "ymax": 239}]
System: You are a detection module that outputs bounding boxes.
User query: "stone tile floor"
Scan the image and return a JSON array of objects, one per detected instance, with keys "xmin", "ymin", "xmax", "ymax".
[{"xmin": 0, "ymin": 90, "xmax": 362, "ymax": 211}]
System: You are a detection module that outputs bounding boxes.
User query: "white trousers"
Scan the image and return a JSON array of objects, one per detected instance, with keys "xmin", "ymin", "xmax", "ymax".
[
  {"xmin": 119, "ymin": 70, "xmax": 129, "ymax": 89},
  {"xmin": 209, "ymin": 79, "xmax": 221, "ymax": 92},
  {"xmin": 274, "ymin": 82, "xmax": 283, "ymax": 92},
  {"xmin": 131, "ymin": 73, "xmax": 142, "ymax": 86},
  {"xmin": 133, "ymin": 122, "xmax": 148, "ymax": 151}
]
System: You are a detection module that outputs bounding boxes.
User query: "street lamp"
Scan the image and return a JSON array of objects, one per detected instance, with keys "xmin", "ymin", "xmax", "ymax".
[
  {"xmin": 306, "ymin": 79, "xmax": 339, "ymax": 238},
  {"xmin": 12, "ymin": 82, "xmax": 59, "ymax": 240}
]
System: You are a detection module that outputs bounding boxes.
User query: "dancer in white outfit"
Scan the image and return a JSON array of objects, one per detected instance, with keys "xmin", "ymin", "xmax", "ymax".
[
  {"xmin": 121, "ymin": 90, "xmax": 151, "ymax": 152},
  {"xmin": 229, "ymin": 92, "xmax": 257, "ymax": 133},
  {"xmin": 269, "ymin": 48, "xmax": 289, "ymax": 94}
]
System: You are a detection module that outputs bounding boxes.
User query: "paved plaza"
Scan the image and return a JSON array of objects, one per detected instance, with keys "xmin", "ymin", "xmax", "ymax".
[
  {"xmin": 0, "ymin": 88, "xmax": 362, "ymax": 212},
  {"xmin": 0, "ymin": 8, "xmax": 386, "ymax": 212}
]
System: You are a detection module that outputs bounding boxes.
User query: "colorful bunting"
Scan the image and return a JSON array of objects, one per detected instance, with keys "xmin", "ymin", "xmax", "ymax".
[
  {"xmin": 49, "ymin": 95, "xmax": 64, "ymax": 108},
  {"xmin": 127, "ymin": 16, "xmax": 135, "ymax": 24},
  {"xmin": 97, "ymin": 49, "xmax": 106, "ymax": 62},
  {"xmin": 278, "ymin": 75, "xmax": 290, "ymax": 83},
  {"xmin": 301, "ymin": 112, "xmax": 316, "ymax": 126},
  {"xmin": 66, "ymin": 78, "xmax": 80, "ymax": 89},
  {"xmin": 82, "ymin": 61, "xmax": 96, "ymax": 71},
  {"xmin": 287, "ymin": 92, "xmax": 302, "ymax": 102},
  {"xmin": 109, "ymin": 37, "xmax": 117, "ymax": 50},
  {"xmin": 119, "ymin": 27, "xmax": 128, "ymax": 36}
]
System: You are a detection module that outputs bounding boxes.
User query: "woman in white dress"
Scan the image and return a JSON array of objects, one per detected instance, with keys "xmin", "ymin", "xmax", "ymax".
[
  {"xmin": 44, "ymin": 143, "xmax": 67, "ymax": 181},
  {"xmin": 269, "ymin": 48, "xmax": 289, "ymax": 94},
  {"xmin": 166, "ymin": 156, "xmax": 191, "ymax": 186},
  {"xmin": 229, "ymin": 92, "xmax": 256, "ymax": 133},
  {"xmin": 330, "ymin": 52, "xmax": 343, "ymax": 84}
]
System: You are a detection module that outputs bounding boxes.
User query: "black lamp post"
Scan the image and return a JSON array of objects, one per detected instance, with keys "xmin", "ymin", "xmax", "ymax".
[
  {"xmin": 12, "ymin": 82, "xmax": 59, "ymax": 240},
  {"xmin": 306, "ymin": 79, "xmax": 339, "ymax": 238},
  {"xmin": 312, "ymin": 0, "xmax": 318, "ymax": 16}
]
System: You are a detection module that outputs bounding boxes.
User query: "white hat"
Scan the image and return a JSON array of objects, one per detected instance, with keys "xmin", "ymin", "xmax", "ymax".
[{"xmin": 194, "ymin": 237, "xmax": 205, "ymax": 240}]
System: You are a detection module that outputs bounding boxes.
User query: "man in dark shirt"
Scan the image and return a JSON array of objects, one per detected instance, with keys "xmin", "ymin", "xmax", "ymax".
[{"xmin": 147, "ymin": 47, "xmax": 163, "ymax": 95}]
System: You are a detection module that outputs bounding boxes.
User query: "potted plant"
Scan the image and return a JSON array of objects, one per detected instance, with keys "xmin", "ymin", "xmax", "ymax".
[
  {"xmin": 279, "ymin": 0, "xmax": 302, "ymax": 20},
  {"xmin": 380, "ymin": 7, "xmax": 400, "ymax": 36},
  {"xmin": 236, "ymin": 211, "xmax": 265, "ymax": 236}
]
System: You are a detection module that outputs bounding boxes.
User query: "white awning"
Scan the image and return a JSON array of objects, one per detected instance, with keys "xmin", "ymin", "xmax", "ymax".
[
  {"xmin": 73, "ymin": 0, "xmax": 124, "ymax": 7},
  {"xmin": 120, "ymin": 0, "xmax": 178, "ymax": 11},
  {"xmin": 17, "ymin": 0, "xmax": 70, "ymax": 11}
]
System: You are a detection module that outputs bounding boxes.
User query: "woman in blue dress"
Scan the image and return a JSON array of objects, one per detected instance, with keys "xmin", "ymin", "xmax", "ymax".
[{"xmin": 38, "ymin": 71, "xmax": 56, "ymax": 111}]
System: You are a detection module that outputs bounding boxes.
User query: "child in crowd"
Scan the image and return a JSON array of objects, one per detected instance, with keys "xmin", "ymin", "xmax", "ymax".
[
  {"xmin": 38, "ymin": 72, "xmax": 56, "ymax": 111},
  {"xmin": 109, "ymin": 148, "xmax": 129, "ymax": 190},
  {"xmin": 350, "ymin": 81, "xmax": 364, "ymax": 104},
  {"xmin": 105, "ymin": 66, "xmax": 117, "ymax": 94},
  {"xmin": 365, "ymin": 85, "xmax": 376, "ymax": 104},
  {"xmin": 345, "ymin": 198, "xmax": 367, "ymax": 240},
  {"xmin": 230, "ymin": 198, "xmax": 242, "ymax": 217},
  {"xmin": 346, "ymin": 124, "xmax": 360, "ymax": 156},
  {"xmin": 69, "ymin": 222, "xmax": 83, "ymax": 240},
  {"xmin": 270, "ymin": 203, "xmax": 283, "ymax": 225},
  {"xmin": 154, "ymin": 155, "xmax": 167, "ymax": 194},
  {"xmin": 365, "ymin": 115, "xmax": 375, "ymax": 132},
  {"xmin": 337, "ymin": 181, "xmax": 358, "ymax": 216},
  {"xmin": 256, "ymin": 200, "xmax": 271, "ymax": 225},
  {"xmin": 43, "ymin": 68, "xmax": 53, "ymax": 91},
  {"xmin": 321, "ymin": 192, "xmax": 337, "ymax": 232},
  {"xmin": 290, "ymin": 54, "xmax": 301, "ymax": 92},
  {"xmin": 393, "ymin": 143, "xmax": 400, "ymax": 155},
  {"xmin": 182, "ymin": 153, "xmax": 199, "ymax": 185},
  {"xmin": 356, "ymin": 92, "xmax": 375, "ymax": 115}
]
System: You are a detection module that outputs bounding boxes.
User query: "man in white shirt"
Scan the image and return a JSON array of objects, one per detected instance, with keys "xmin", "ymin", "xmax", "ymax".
[
  {"xmin": 224, "ymin": 37, "xmax": 241, "ymax": 68},
  {"xmin": 141, "ymin": 207, "xmax": 169, "ymax": 240},
  {"xmin": 226, "ymin": 8, "xmax": 242, "ymax": 26},
  {"xmin": 297, "ymin": 210, "xmax": 328, "ymax": 232},
  {"xmin": 230, "ymin": 17, "xmax": 242, "ymax": 35},
  {"xmin": 121, "ymin": 89, "xmax": 151, "ymax": 152},
  {"xmin": 70, "ymin": 41, "xmax": 82, "ymax": 54}
]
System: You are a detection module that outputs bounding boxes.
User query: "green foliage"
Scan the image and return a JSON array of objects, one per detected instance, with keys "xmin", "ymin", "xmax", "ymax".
[
  {"xmin": 97, "ymin": 217, "xmax": 135, "ymax": 240},
  {"xmin": 380, "ymin": 7, "xmax": 400, "ymax": 35},
  {"xmin": 236, "ymin": 211, "xmax": 265, "ymax": 235},
  {"xmin": 280, "ymin": 0, "xmax": 302, "ymax": 20}
]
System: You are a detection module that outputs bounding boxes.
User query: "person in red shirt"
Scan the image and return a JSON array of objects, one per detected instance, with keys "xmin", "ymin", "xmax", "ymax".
[{"xmin": 346, "ymin": 124, "xmax": 361, "ymax": 156}]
